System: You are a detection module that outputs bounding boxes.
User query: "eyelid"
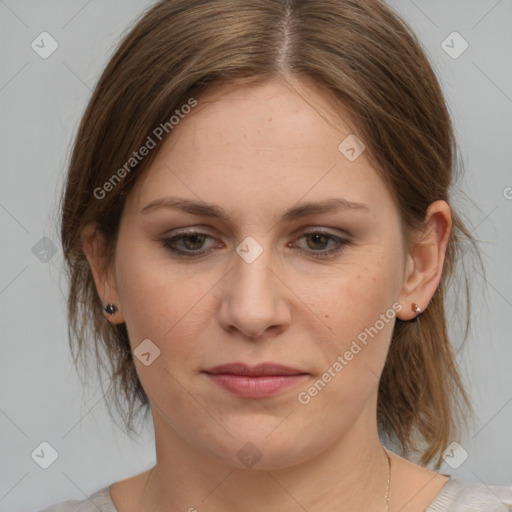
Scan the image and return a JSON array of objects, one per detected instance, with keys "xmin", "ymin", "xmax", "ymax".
[
  {"xmin": 160, "ymin": 226, "xmax": 352, "ymax": 259},
  {"xmin": 290, "ymin": 224, "xmax": 352, "ymax": 238},
  {"xmin": 164, "ymin": 225, "xmax": 215, "ymax": 235},
  {"xmin": 163, "ymin": 225, "xmax": 351, "ymax": 242},
  {"xmin": 289, "ymin": 229, "xmax": 351, "ymax": 257}
]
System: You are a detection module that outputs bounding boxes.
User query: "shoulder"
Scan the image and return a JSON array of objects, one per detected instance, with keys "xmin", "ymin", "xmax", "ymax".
[
  {"xmin": 427, "ymin": 477, "xmax": 512, "ymax": 511},
  {"xmin": 37, "ymin": 486, "xmax": 116, "ymax": 512}
]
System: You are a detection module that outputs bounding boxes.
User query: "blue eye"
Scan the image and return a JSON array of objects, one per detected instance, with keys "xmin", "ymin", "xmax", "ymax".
[{"xmin": 161, "ymin": 230, "xmax": 349, "ymax": 259}]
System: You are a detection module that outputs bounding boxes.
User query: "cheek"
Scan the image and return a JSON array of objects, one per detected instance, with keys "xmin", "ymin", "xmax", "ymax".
[
  {"xmin": 114, "ymin": 249, "xmax": 215, "ymax": 422},
  {"xmin": 313, "ymin": 249, "xmax": 403, "ymax": 377},
  {"xmin": 114, "ymin": 241, "xmax": 215, "ymax": 360},
  {"xmin": 292, "ymin": 271, "xmax": 399, "ymax": 434}
]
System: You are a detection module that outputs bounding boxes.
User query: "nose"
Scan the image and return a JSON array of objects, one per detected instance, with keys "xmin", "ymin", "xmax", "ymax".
[{"xmin": 217, "ymin": 240, "xmax": 291, "ymax": 341}]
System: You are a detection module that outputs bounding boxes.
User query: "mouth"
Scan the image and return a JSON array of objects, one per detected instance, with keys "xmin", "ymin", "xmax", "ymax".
[{"xmin": 203, "ymin": 362, "xmax": 309, "ymax": 399}]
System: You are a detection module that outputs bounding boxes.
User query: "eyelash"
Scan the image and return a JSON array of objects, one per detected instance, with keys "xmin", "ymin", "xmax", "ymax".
[{"xmin": 161, "ymin": 229, "xmax": 350, "ymax": 259}]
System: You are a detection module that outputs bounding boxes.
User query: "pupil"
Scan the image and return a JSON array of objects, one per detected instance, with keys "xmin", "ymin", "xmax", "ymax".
[
  {"xmin": 185, "ymin": 234, "xmax": 205, "ymax": 249},
  {"xmin": 309, "ymin": 233, "xmax": 327, "ymax": 250}
]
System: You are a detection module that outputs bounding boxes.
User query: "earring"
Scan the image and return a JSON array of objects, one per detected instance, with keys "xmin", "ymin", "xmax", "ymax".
[
  {"xmin": 411, "ymin": 302, "xmax": 421, "ymax": 315},
  {"xmin": 104, "ymin": 303, "xmax": 118, "ymax": 315}
]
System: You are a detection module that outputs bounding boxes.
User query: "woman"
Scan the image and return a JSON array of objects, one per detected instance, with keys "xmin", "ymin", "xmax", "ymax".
[{"xmin": 41, "ymin": 0, "xmax": 512, "ymax": 510}]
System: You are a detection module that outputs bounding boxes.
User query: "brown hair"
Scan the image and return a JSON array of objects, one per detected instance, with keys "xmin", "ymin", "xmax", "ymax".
[{"xmin": 60, "ymin": 0, "xmax": 480, "ymax": 467}]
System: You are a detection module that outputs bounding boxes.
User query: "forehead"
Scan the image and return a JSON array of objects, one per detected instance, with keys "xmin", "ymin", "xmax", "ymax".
[
  {"xmin": 125, "ymin": 78, "xmax": 394, "ymax": 219},
  {"xmin": 172, "ymin": 78, "xmax": 357, "ymax": 150}
]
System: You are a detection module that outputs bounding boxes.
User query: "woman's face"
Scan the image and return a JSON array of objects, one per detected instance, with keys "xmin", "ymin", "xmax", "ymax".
[{"xmin": 105, "ymin": 78, "xmax": 409, "ymax": 469}]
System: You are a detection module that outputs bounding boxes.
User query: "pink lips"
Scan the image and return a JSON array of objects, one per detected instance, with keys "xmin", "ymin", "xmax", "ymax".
[{"xmin": 203, "ymin": 363, "xmax": 309, "ymax": 399}]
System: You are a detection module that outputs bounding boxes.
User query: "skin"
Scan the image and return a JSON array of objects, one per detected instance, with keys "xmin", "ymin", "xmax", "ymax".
[{"xmin": 82, "ymin": 77, "xmax": 452, "ymax": 512}]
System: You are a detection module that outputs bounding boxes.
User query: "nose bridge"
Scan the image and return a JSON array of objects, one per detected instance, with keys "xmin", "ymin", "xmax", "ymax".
[
  {"xmin": 219, "ymin": 235, "xmax": 289, "ymax": 338},
  {"xmin": 233, "ymin": 235, "xmax": 277, "ymax": 306}
]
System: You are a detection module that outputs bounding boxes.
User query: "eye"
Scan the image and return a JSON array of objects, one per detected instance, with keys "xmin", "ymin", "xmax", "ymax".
[
  {"xmin": 161, "ymin": 229, "xmax": 350, "ymax": 259},
  {"xmin": 290, "ymin": 230, "xmax": 350, "ymax": 258},
  {"xmin": 161, "ymin": 230, "xmax": 219, "ymax": 257}
]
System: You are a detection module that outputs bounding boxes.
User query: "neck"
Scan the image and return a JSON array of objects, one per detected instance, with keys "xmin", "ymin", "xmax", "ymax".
[{"xmin": 139, "ymin": 407, "xmax": 391, "ymax": 512}]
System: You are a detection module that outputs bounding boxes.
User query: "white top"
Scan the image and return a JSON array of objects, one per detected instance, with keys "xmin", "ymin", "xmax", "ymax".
[{"xmin": 38, "ymin": 476, "xmax": 512, "ymax": 511}]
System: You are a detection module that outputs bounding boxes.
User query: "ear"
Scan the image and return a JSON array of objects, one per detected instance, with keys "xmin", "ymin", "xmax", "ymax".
[
  {"xmin": 81, "ymin": 221, "xmax": 125, "ymax": 324},
  {"xmin": 396, "ymin": 200, "xmax": 452, "ymax": 321}
]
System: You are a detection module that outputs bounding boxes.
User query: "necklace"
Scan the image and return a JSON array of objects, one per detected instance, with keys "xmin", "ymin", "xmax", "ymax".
[
  {"xmin": 143, "ymin": 450, "xmax": 392, "ymax": 510},
  {"xmin": 384, "ymin": 447, "xmax": 392, "ymax": 511}
]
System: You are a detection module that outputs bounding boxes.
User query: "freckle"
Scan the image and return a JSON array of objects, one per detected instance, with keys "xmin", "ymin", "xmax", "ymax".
[{"xmin": 325, "ymin": 314, "xmax": 329, "ymax": 318}]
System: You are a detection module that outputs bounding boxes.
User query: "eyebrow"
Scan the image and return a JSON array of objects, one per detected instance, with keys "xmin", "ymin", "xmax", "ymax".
[{"xmin": 140, "ymin": 196, "xmax": 371, "ymax": 221}]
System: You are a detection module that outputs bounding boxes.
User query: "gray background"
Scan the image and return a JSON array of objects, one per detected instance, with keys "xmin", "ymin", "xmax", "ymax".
[{"xmin": 0, "ymin": 1, "xmax": 511, "ymax": 510}]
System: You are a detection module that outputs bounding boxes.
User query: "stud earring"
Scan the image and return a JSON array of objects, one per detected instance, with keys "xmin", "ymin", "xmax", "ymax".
[
  {"xmin": 411, "ymin": 302, "xmax": 421, "ymax": 315},
  {"xmin": 104, "ymin": 303, "xmax": 118, "ymax": 315}
]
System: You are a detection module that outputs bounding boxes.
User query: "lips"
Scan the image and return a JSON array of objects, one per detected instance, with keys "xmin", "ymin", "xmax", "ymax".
[
  {"xmin": 204, "ymin": 362, "xmax": 307, "ymax": 376},
  {"xmin": 203, "ymin": 362, "xmax": 309, "ymax": 399}
]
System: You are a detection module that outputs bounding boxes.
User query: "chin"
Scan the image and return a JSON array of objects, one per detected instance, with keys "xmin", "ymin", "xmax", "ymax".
[{"xmin": 198, "ymin": 423, "xmax": 327, "ymax": 472}]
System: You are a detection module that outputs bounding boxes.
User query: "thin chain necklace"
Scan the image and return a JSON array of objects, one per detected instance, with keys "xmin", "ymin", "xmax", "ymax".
[
  {"xmin": 142, "ymin": 450, "xmax": 392, "ymax": 510},
  {"xmin": 384, "ymin": 447, "xmax": 392, "ymax": 511}
]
